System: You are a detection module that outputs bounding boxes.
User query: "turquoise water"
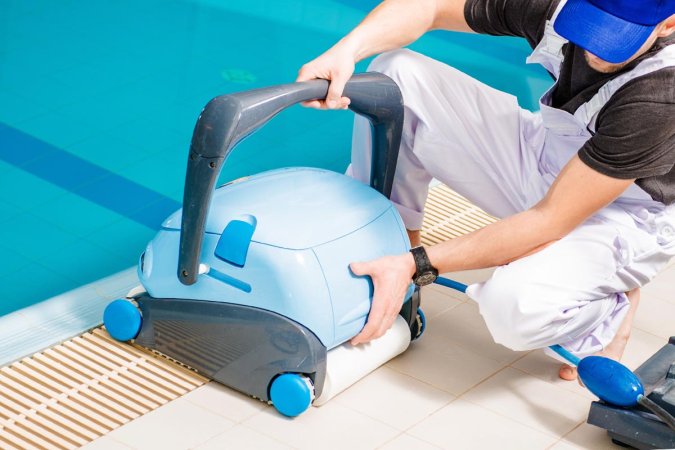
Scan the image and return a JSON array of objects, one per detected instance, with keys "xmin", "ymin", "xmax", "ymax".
[{"xmin": 0, "ymin": 0, "xmax": 552, "ymax": 316}]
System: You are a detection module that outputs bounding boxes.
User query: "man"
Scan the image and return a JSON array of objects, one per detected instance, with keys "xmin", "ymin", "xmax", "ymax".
[{"xmin": 298, "ymin": 0, "xmax": 675, "ymax": 380}]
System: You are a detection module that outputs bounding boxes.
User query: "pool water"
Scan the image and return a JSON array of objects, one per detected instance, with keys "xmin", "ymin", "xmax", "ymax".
[{"xmin": 0, "ymin": 0, "xmax": 552, "ymax": 316}]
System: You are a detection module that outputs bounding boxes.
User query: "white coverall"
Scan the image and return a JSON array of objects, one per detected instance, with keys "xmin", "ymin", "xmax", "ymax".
[{"xmin": 348, "ymin": 1, "xmax": 675, "ymax": 357}]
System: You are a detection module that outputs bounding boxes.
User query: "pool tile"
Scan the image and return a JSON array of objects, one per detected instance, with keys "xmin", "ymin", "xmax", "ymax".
[
  {"xmin": 194, "ymin": 424, "xmax": 291, "ymax": 450},
  {"xmin": 642, "ymin": 264, "xmax": 675, "ymax": 304},
  {"xmin": 461, "ymin": 367, "xmax": 589, "ymax": 438},
  {"xmin": 81, "ymin": 435, "xmax": 135, "ymax": 450},
  {"xmin": 120, "ymin": 152, "xmax": 187, "ymax": 199},
  {"xmin": 0, "ymin": 199, "xmax": 25, "ymax": 223},
  {"xmin": 16, "ymin": 110, "xmax": 100, "ymax": 148},
  {"xmin": 65, "ymin": 134, "xmax": 151, "ymax": 172},
  {"xmin": 332, "ymin": 366, "xmax": 454, "ymax": 430},
  {"xmin": 379, "ymin": 433, "xmax": 442, "ymax": 450},
  {"xmin": 427, "ymin": 302, "xmax": 526, "ymax": 365},
  {"xmin": 0, "ymin": 91, "xmax": 51, "ymax": 124},
  {"xmin": 0, "ymin": 212, "xmax": 79, "ymax": 259},
  {"xmin": 112, "ymin": 119, "xmax": 186, "ymax": 156},
  {"xmin": 70, "ymin": 172, "xmax": 180, "ymax": 230},
  {"xmin": 40, "ymin": 239, "xmax": 133, "ymax": 286},
  {"xmin": 183, "ymin": 382, "xmax": 267, "ymax": 423},
  {"xmin": 0, "ymin": 169, "xmax": 68, "ymax": 209},
  {"xmin": 0, "ymin": 122, "xmax": 59, "ymax": 167},
  {"xmin": 30, "ymin": 193, "xmax": 123, "ymax": 237},
  {"xmin": 418, "ymin": 283, "xmax": 464, "ymax": 320},
  {"xmin": 621, "ymin": 327, "xmax": 669, "ymax": 370},
  {"xmin": 83, "ymin": 218, "xmax": 154, "ymax": 261},
  {"xmin": 510, "ymin": 350, "xmax": 595, "ymax": 400},
  {"xmin": 0, "ymin": 244, "xmax": 32, "ymax": 275},
  {"xmin": 243, "ymin": 401, "xmax": 399, "ymax": 450},
  {"xmin": 107, "ymin": 397, "xmax": 235, "ymax": 450},
  {"xmin": 386, "ymin": 335, "xmax": 505, "ymax": 396},
  {"xmin": 633, "ymin": 294, "xmax": 675, "ymax": 340},
  {"xmin": 554, "ymin": 422, "xmax": 618, "ymax": 450},
  {"xmin": 12, "ymin": 76, "xmax": 82, "ymax": 110},
  {"xmin": 0, "ymin": 263, "xmax": 77, "ymax": 315},
  {"xmin": 408, "ymin": 399, "xmax": 556, "ymax": 450}
]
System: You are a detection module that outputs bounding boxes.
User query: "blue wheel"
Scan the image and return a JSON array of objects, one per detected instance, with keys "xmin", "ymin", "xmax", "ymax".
[
  {"xmin": 412, "ymin": 307, "xmax": 426, "ymax": 340},
  {"xmin": 103, "ymin": 299, "xmax": 142, "ymax": 342},
  {"xmin": 269, "ymin": 373, "xmax": 314, "ymax": 417}
]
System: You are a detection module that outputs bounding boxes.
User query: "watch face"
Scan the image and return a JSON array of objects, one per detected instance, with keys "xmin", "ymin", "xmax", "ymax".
[{"xmin": 416, "ymin": 272, "xmax": 437, "ymax": 286}]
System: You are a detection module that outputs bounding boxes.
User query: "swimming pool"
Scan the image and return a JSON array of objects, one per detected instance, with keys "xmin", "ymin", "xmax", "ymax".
[{"xmin": 0, "ymin": 0, "xmax": 552, "ymax": 317}]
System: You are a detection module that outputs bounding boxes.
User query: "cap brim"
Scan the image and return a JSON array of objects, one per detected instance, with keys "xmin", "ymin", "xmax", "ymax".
[{"xmin": 553, "ymin": 0, "xmax": 655, "ymax": 64}]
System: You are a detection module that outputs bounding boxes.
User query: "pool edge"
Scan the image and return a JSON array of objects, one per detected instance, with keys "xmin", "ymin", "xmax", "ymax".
[{"xmin": 0, "ymin": 267, "xmax": 139, "ymax": 367}]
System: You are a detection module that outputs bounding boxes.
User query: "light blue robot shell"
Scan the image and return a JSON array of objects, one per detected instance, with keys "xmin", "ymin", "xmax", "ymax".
[
  {"xmin": 141, "ymin": 168, "xmax": 411, "ymax": 349},
  {"xmin": 162, "ymin": 167, "xmax": 395, "ymax": 249}
]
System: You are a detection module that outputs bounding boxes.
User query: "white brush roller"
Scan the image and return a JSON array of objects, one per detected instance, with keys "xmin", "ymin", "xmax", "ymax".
[{"xmin": 313, "ymin": 315, "xmax": 412, "ymax": 406}]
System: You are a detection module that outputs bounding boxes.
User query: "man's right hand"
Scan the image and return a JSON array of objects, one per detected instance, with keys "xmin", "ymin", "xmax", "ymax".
[
  {"xmin": 296, "ymin": 44, "xmax": 356, "ymax": 110},
  {"xmin": 294, "ymin": 0, "xmax": 469, "ymax": 109}
]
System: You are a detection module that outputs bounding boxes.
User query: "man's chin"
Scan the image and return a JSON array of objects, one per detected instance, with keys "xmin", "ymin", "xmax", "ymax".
[{"xmin": 583, "ymin": 51, "xmax": 628, "ymax": 73}]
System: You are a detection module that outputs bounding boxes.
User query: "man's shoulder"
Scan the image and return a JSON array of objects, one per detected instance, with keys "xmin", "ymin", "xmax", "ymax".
[
  {"xmin": 610, "ymin": 66, "xmax": 675, "ymax": 107},
  {"xmin": 464, "ymin": 0, "xmax": 560, "ymax": 48}
]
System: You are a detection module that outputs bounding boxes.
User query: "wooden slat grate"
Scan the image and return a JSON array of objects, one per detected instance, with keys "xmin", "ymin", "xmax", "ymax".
[
  {"xmin": 0, "ymin": 185, "xmax": 492, "ymax": 449},
  {"xmin": 0, "ymin": 329, "xmax": 207, "ymax": 450},
  {"xmin": 421, "ymin": 185, "xmax": 496, "ymax": 246}
]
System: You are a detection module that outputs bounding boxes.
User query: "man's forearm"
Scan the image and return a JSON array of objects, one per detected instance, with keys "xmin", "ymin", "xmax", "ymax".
[
  {"xmin": 426, "ymin": 207, "xmax": 562, "ymax": 273},
  {"xmin": 338, "ymin": 0, "xmax": 470, "ymax": 62},
  {"xmin": 424, "ymin": 156, "xmax": 635, "ymax": 274}
]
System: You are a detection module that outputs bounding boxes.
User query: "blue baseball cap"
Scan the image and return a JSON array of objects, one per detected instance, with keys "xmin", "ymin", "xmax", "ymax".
[{"xmin": 554, "ymin": 0, "xmax": 675, "ymax": 64}]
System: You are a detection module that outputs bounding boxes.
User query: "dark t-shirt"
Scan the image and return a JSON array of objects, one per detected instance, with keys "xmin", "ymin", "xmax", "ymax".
[{"xmin": 464, "ymin": 0, "xmax": 675, "ymax": 205}]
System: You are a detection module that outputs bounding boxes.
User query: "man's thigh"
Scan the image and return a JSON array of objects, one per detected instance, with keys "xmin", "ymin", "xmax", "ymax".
[{"xmin": 362, "ymin": 49, "xmax": 549, "ymax": 218}]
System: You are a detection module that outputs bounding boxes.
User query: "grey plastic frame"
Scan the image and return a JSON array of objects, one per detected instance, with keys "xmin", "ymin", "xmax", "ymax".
[{"xmin": 178, "ymin": 72, "xmax": 404, "ymax": 285}]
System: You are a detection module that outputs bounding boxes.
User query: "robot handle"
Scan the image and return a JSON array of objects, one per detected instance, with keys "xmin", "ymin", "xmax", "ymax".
[{"xmin": 178, "ymin": 72, "xmax": 404, "ymax": 285}]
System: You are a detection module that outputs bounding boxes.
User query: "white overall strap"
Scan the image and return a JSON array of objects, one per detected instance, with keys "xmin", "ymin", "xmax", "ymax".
[
  {"xmin": 575, "ymin": 45, "xmax": 675, "ymax": 132},
  {"xmin": 525, "ymin": 0, "xmax": 568, "ymax": 78}
]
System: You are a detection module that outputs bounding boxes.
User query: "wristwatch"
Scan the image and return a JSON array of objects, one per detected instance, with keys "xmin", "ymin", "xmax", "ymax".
[{"xmin": 410, "ymin": 246, "xmax": 438, "ymax": 286}]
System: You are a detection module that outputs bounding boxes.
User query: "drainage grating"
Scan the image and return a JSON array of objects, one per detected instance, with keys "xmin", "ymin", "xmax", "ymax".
[
  {"xmin": 421, "ymin": 185, "xmax": 496, "ymax": 246},
  {"xmin": 0, "ymin": 328, "xmax": 207, "ymax": 450},
  {"xmin": 0, "ymin": 185, "xmax": 491, "ymax": 449}
]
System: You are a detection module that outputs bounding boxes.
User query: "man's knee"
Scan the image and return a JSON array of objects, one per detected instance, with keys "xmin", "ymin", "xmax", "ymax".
[
  {"xmin": 475, "ymin": 273, "xmax": 558, "ymax": 351},
  {"xmin": 367, "ymin": 49, "xmax": 424, "ymax": 84}
]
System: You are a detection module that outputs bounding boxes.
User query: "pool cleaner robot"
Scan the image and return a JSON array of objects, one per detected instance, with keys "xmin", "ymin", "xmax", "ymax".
[{"xmin": 103, "ymin": 73, "xmax": 426, "ymax": 417}]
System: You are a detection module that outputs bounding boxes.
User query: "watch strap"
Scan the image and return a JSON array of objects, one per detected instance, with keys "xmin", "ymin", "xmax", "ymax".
[{"xmin": 410, "ymin": 246, "xmax": 436, "ymax": 278}]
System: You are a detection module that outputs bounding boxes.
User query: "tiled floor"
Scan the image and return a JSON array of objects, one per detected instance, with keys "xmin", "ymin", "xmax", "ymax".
[{"xmin": 82, "ymin": 262, "xmax": 675, "ymax": 450}]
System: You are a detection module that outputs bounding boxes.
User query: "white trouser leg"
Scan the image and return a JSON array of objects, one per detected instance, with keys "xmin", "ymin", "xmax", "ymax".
[
  {"xmin": 467, "ymin": 207, "xmax": 675, "ymax": 357},
  {"xmin": 347, "ymin": 49, "xmax": 548, "ymax": 229}
]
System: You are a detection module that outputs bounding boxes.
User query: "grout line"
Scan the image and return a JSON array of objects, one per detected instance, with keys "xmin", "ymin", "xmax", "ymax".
[
  {"xmin": 374, "ymin": 431, "xmax": 406, "ymax": 449},
  {"xmin": 106, "ymin": 435, "xmax": 138, "ymax": 450},
  {"xmin": 457, "ymin": 393, "xmax": 565, "ymax": 442},
  {"xmin": 239, "ymin": 422, "xmax": 298, "ymax": 450},
  {"xmin": 452, "ymin": 366, "xmax": 587, "ymax": 441},
  {"xmin": 631, "ymin": 324, "xmax": 671, "ymax": 341},
  {"xmin": 507, "ymin": 366, "xmax": 591, "ymax": 401}
]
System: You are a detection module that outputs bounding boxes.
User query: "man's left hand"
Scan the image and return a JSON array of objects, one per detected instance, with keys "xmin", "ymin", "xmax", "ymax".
[{"xmin": 349, "ymin": 252, "xmax": 417, "ymax": 345}]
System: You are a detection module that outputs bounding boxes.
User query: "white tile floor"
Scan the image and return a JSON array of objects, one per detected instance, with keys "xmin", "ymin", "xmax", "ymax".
[{"xmin": 83, "ymin": 263, "xmax": 675, "ymax": 450}]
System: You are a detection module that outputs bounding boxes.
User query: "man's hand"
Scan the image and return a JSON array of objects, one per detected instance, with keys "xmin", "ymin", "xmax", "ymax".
[
  {"xmin": 295, "ymin": 0, "xmax": 471, "ymax": 110},
  {"xmin": 296, "ymin": 45, "xmax": 356, "ymax": 110},
  {"xmin": 349, "ymin": 252, "xmax": 417, "ymax": 345}
]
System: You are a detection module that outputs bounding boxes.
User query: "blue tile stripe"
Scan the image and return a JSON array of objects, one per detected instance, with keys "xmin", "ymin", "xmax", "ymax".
[{"xmin": 0, "ymin": 122, "xmax": 181, "ymax": 229}]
